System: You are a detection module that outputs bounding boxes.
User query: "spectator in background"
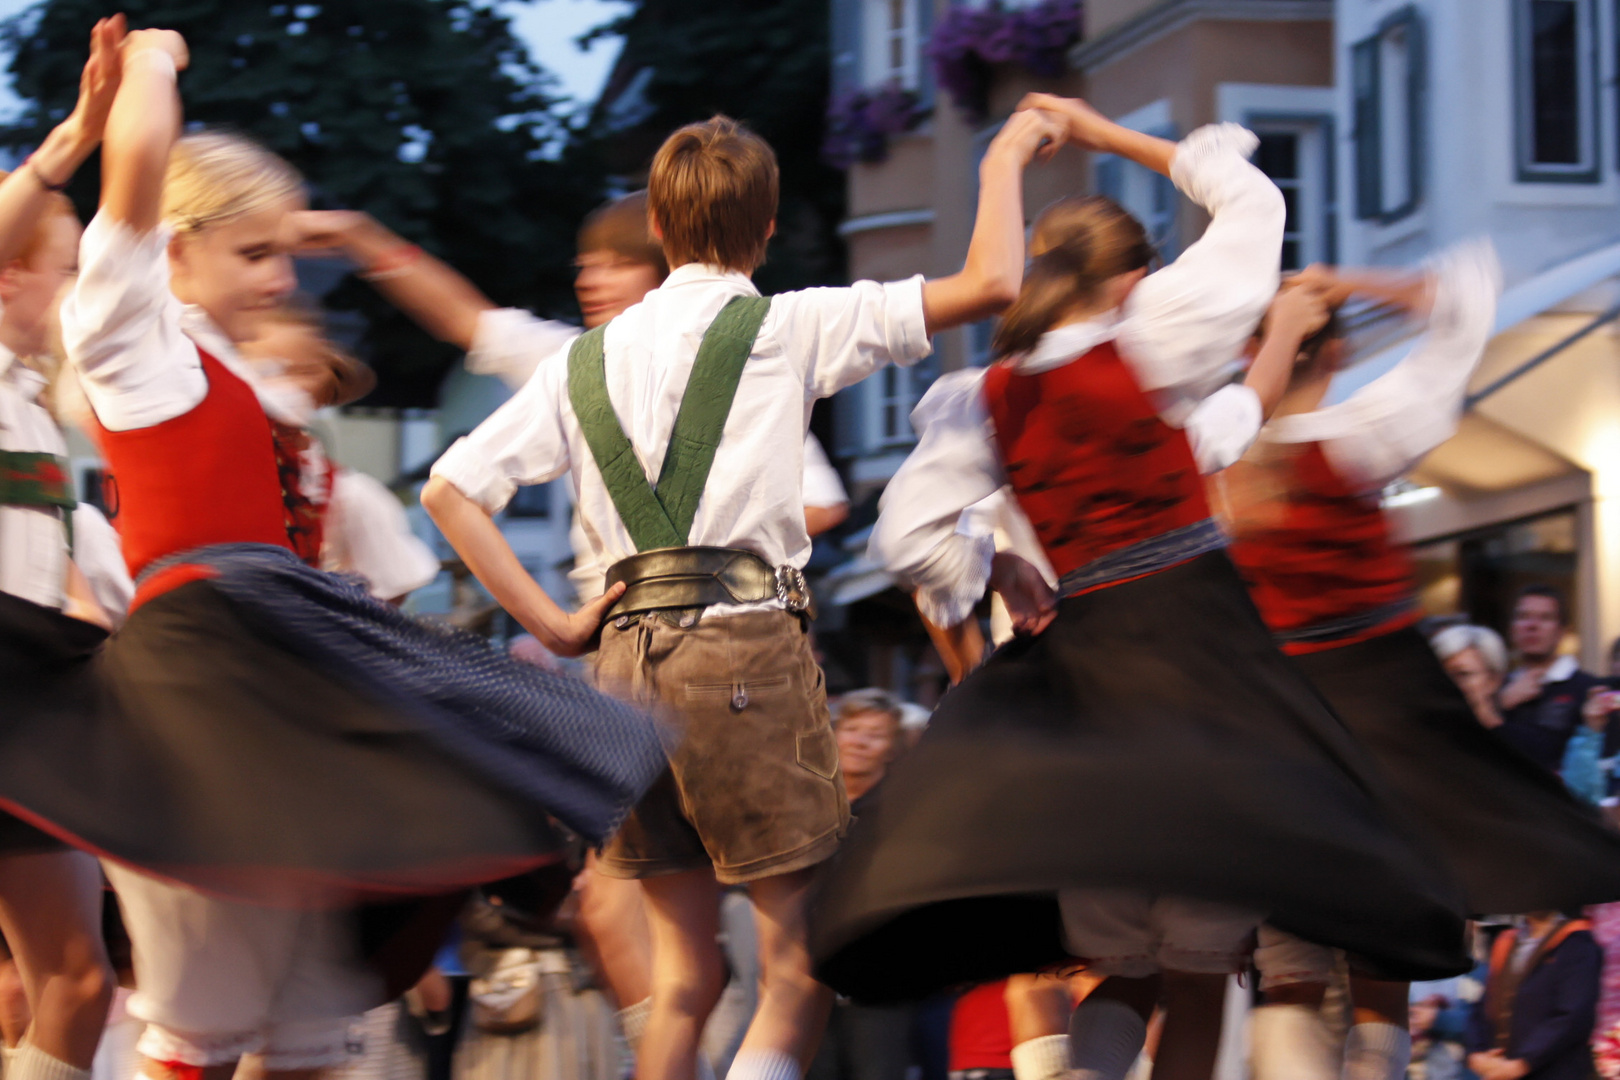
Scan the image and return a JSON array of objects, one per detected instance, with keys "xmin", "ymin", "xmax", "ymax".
[
  {"xmin": 1496, "ymin": 586, "xmax": 1607, "ymax": 774},
  {"xmin": 1433, "ymin": 624, "xmax": 1510, "ymax": 729},
  {"xmin": 1466, "ymin": 911, "xmax": 1602, "ymax": 1080},
  {"xmin": 809, "ymin": 692, "xmax": 912, "ymax": 1080}
]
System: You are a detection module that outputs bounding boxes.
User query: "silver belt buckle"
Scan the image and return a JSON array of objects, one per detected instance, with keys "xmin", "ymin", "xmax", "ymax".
[{"xmin": 774, "ymin": 565, "xmax": 810, "ymax": 613}]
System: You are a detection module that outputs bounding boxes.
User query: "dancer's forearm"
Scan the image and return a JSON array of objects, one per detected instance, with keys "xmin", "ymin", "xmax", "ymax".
[{"xmin": 103, "ymin": 32, "xmax": 186, "ymax": 231}]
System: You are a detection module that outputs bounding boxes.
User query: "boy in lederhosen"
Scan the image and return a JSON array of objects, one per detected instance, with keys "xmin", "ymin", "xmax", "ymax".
[{"xmin": 424, "ymin": 110, "xmax": 1066, "ymax": 1080}]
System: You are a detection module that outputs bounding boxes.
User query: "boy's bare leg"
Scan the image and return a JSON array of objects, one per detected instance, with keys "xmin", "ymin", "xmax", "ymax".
[
  {"xmin": 734, "ymin": 868, "xmax": 833, "ymax": 1076},
  {"xmin": 639, "ymin": 870, "xmax": 726, "ymax": 1080}
]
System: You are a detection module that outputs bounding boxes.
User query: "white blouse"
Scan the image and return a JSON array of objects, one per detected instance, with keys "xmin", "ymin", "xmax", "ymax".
[{"xmin": 868, "ymin": 123, "xmax": 1286, "ymax": 627}]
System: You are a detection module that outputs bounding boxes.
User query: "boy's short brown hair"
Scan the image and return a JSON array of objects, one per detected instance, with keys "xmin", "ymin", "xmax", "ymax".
[
  {"xmin": 647, "ymin": 115, "xmax": 778, "ymax": 273},
  {"xmin": 578, "ymin": 191, "xmax": 669, "ymax": 280}
]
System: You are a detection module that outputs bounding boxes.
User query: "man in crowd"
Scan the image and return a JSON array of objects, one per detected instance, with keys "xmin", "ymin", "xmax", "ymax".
[{"xmin": 1495, "ymin": 585, "xmax": 1614, "ymax": 773}]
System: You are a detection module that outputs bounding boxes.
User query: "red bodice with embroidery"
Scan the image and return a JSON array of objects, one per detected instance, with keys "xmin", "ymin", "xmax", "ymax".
[
  {"xmin": 87, "ymin": 349, "xmax": 325, "ymax": 595},
  {"xmin": 983, "ymin": 341, "xmax": 1211, "ymax": 582},
  {"xmin": 1223, "ymin": 441, "xmax": 1416, "ymax": 652}
]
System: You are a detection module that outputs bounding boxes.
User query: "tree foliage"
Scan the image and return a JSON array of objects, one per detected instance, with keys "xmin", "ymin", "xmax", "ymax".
[
  {"xmin": 587, "ymin": 0, "xmax": 845, "ymax": 295},
  {"xmin": 2, "ymin": 0, "xmax": 604, "ymax": 406}
]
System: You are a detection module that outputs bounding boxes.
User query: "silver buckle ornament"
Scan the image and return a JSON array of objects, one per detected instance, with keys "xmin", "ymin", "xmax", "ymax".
[{"xmin": 775, "ymin": 565, "xmax": 811, "ymax": 612}]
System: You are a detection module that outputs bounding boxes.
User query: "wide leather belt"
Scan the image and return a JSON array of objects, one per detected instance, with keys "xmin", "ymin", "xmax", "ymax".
[{"xmin": 603, "ymin": 546, "xmax": 812, "ymax": 621}]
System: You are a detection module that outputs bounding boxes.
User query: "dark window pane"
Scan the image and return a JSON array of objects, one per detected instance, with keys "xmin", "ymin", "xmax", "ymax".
[
  {"xmin": 1256, "ymin": 133, "xmax": 1299, "ymax": 179},
  {"xmin": 506, "ymin": 483, "xmax": 551, "ymax": 518},
  {"xmin": 1280, "ymin": 240, "xmax": 1301, "ymax": 272},
  {"xmin": 1530, "ymin": 0, "xmax": 1580, "ymax": 164},
  {"xmin": 1279, "ymin": 185, "xmax": 1299, "ymax": 232}
]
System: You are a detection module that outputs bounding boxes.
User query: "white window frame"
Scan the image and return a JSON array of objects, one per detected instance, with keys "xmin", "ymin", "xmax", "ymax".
[
  {"xmin": 1091, "ymin": 99, "xmax": 1181, "ymax": 260},
  {"xmin": 862, "ymin": 0, "xmax": 920, "ymax": 89},
  {"xmin": 1217, "ymin": 84, "xmax": 1337, "ymax": 270},
  {"xmin": 1512, "ymin": 0, "xmax": 1601, "ymax": 182}
]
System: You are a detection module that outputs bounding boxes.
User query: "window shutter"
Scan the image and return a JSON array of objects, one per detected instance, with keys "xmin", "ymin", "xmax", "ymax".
[
  {"xmin": 1094, "ymin": 155, "xmax": 1123, "ymax": 199},
  {"xmin": 1403, "ymin": 9, "xmax": 1426, "ymax": 212},
  {"xmin": 916, "ymin": 0, "xmax": 936, "ymax": 110},
  {"xmin": 832, "ymin": 0, "xmax": 862, "ymax": 97},
  {"xmin": 831, "ymin": 383, "xmax": 867, "ymax": 457},
  {"xmin": 1351, "ymin": 33, "xmax": 1383, "ymax": 220}
]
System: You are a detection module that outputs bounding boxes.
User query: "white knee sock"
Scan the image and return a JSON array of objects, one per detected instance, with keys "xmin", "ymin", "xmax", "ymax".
[
  {"xmin": 726, "ymin": 1049, "xmax": 799, "ymax": 1080},
  {"xmin": 617, "ymin": 997, "xmax": 653, "ymax": 1052},
  {"xmin": 8, "ymin": 1045, "xmax": 87, "ymax": 1080},
  {"xmin": 1068, "ymin": 998, "xmax": 1148, "ymax": 1080},
  {"xmin": 1010, "ymin": 1034, "xmax": 1069, "ymax": 1080},
  {"xmin": 1343, "ymin": 1021, "xmax": 1411, "ymax": 1080},
  {"xmin": 1248, "ymin": 1004, "xmax": 1337, "ymax": 1080}
]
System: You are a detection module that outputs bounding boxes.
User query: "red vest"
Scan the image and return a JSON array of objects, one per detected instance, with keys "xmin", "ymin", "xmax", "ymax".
[
  {"xmin": 88, "ymin": 349, "xmax": 324, "ymax": 604},
  {"xmin": 1223, "ymin": 442, "xmax": 1416, "ymax": 653},
  {"xmin": 983, "ymin": 342, "xmax": 1211, "ymax": 583}
]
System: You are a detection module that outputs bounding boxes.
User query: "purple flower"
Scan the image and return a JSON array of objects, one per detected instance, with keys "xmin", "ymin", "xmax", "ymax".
[
  {"xmin": 824, "ymin": 82, "xmax": 928, "ymax": 168},
  {"xmin": 926, "ymin": 0, "xmax": 1082, "ymax": 118}
]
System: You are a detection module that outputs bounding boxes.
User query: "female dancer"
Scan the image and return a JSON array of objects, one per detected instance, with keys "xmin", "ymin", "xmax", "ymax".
[
  {"xmin": 1217, "ymin": 251, "xmax": 1620, "ymax": 1080},
  {"xmin": 0, "ymin": 21, "xmax": 126, "ymax": 1080},
  {"xmin": 0, "ymin": 24, "xmax": 663, "ymax": 1080},
  {"xmin": 807, "ymin": 93, "xmax": 1472, "ymax": 1080}
]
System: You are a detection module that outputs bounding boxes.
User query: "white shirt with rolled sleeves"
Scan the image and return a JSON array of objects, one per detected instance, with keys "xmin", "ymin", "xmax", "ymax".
[
  {"xmin": 323, "ymin": 469, "xmax": 442, "ymax": 602},
  {"xmin": 867, "ymin": 123, "xmax": 1284, "ymax": 629},
  {"xmin": 432, "ymin": 263, "xmax": 931, "ymax": 617},
  {"xmin": 1262, "ymin": 240, "xmax": 1502, "ymax": 492}
]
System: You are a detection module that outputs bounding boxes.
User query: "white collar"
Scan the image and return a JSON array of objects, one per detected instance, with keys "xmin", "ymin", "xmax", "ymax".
[
  {"xmin": 179, "ymin": 304, "xmax": 309, "ymax": 426},
  {"xmin": 1544, "ymin": 654, "xmax": 1581, "ymax": 682},
  {"xmin": 1012, "ymin": 318, "xmax": 1119, "ymax": 374},
  {"xmin": 660, "ymin": 263, "xmax": 760, "ymax": 295},
  {"xmin": 0, "ymin": 345, "xmax": 47, "ymax": 405}
]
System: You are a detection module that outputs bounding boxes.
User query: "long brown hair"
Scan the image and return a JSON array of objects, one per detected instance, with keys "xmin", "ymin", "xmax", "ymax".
[{"xmin": 991, "ymin": 195, "xmax": 1154, "ymax": 360}]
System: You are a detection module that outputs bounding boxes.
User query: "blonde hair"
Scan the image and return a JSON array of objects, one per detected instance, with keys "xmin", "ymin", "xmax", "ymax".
[
  {"xmin": 648, "ymin": 116, "xmax": 778, "ymax": 273},
  {"xmin": 162, "ymin": 131, "xmax": 304, "ymax": 234},
  {"xmin": 992, "ymin": 195, "xmax": 1154, "ymax": 360}
]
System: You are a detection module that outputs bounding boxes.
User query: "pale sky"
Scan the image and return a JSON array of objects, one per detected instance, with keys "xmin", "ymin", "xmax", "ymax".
[{"xmin": 0, "ymin": 0, "xmax": 630, "ymax": 120}]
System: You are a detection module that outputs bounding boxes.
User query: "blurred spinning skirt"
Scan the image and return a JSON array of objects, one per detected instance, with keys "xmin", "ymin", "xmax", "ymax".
[
  {"xmin": 0, "ymin": 543, "xmax": 666, "ymax": 906},
  {"xmin": 1291, "ymin": 625, "xmax": 1620, "ymax": 915},
  {"xmin": 809, "ymin": 550, "xmax": 1471, "ymax": 1004}
]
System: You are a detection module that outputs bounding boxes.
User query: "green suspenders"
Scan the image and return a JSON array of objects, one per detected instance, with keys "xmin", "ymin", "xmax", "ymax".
[
  {"xmin": 0, "ymin": 449, "xmax": 75, "ymax": 550},
  {"xmin": 567, "ymin": 295, "xmax": 772, "ymax": 553}
]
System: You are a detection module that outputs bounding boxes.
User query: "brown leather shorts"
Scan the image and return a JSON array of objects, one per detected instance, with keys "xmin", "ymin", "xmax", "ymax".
[{"xmin": 594, "ymin": 609, "xmax": 849, "ymax": 884}]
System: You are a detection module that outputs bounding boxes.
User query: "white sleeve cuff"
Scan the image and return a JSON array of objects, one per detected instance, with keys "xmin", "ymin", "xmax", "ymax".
[
  {"xmin": 910, "ymin": 530, "xmax": 996, "ymax": 629},
  {"xmin": 1185, "ymin": 383, "xmax": 1263, "ymax": 473},
  {"xmin": 430, "ymin": 437, "xmax": 517, "ymax": 515},
  {"xmin": 1169, "ymin": 123, "xmax": 1261, "ymax": 204},
  {"xmin": 882, "ymin": 274, "xmax": 932, "ymax": 367},
  {"xmin": 465, "ymin": 309, "xmax": 578, "ymax": 390}
]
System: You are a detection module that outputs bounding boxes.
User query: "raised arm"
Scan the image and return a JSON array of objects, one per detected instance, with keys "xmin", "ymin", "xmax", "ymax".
[
  {"xmin": 289, "ymin": 211, "xmax": 495, "ymax": 351},
  {"xmin": 920, "ymin": 108, "xmax": 1068, "ymax": 335},
  {"xmin": 103, "ymin": 30, "xmax": 188, "ymax": 231},
  {"xmin": 0, "ymin": 17, "xmax": 123, "ymax": 266},
  {"xmin": 1264, "ymin": 240, "xmax": 1501, "ymax": 491},
  {"xmin": 1183, "ymin": 281, "xmax": 1333, "ymax": 473}
]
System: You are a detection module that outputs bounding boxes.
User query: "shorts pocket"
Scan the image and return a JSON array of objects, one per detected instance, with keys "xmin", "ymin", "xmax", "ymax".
[
  {"xmin": 685, "ymin": 675, "xmax": 791, "ymax": 711},
  {"xmin": 796, "ymin": 726, "xmax": 839, "ymax": 781}
]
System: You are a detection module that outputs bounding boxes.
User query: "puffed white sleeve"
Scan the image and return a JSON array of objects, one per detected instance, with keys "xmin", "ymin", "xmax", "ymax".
[
  {"xmin": 801, "ymin": 434, "xmax": 848, "ymax": 509},
  {"xmin": 464, "ymin": 309, "xmax": 580, "ymax": 390},
  {"xmin": 775, "ymin": 276, "xmax": 933, "ymax": 399},
  {"xmin": 1183, "ymin": 383, "xmax": 1263, "ymax": 473},
  {"xmin": 1264, "ymin": 240, "xmax": 1502, "ymax": 493},
  {"xmin": 867, "ymin": 369, "xmax": 1004, "ymax": 628},
  {"xmin": 58, "ymin": 212, "xmax": 206, "ymax": 431},
  {"xmin": 70, "ymin": 504, "xmax": 133, "ymax": 628},
  {"xmin": 1115, "ymin": 124, "xmax": 1287, "ymax": 423},
  {"xmin": 430, "ymin": 356, "xmax": 573, "ymax": 514},
  {"xmin": 325, "ymin": 470, "xmax": 442, "ymax": 601}
]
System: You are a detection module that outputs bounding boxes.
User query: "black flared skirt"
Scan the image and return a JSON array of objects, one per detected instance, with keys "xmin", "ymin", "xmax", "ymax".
[
  {"xmin": 808, "ymin": 551, "xmax": 1470, "ymax": 1003},
  {"xmin": 1293, "ymin": 626, "xmax": 1620, "ymax": 915},
  {"xmin": 0, "ymin": 545, "xmax": 665, "ymax": 906}
]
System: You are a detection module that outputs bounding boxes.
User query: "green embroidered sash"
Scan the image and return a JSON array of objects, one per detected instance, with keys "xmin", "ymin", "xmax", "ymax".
[
  {"xmin": 567, "ymin": 295, "xmax": 771, "ymax": 552},
  {"xmin": 0, "ymin": 450, "xmax": 75, "ymax": 549}
]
